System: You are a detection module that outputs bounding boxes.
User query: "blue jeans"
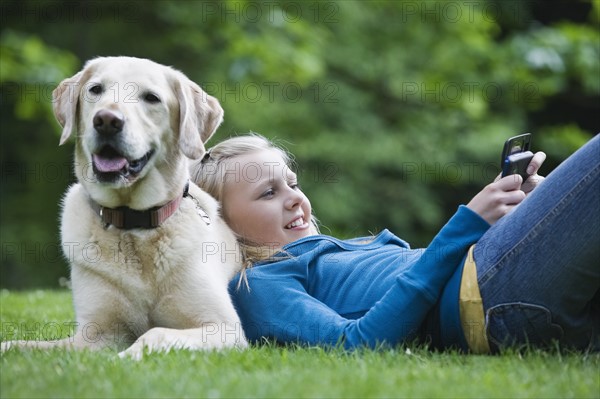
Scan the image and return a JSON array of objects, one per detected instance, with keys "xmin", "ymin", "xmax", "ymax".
[{"xmin": 474, "ymin": 134, "xmax": 600, "ymax": 351}]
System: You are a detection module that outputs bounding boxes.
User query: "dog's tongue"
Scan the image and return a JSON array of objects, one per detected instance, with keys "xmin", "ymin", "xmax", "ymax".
[{"xmin": 92, "ymin": 154, "xmax": 128, "ymax": 173}]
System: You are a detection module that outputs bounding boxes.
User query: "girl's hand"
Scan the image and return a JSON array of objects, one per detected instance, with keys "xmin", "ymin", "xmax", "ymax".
[
  {"xmin": 468, "ymin": 151, "xmax": 546, "ymax": 225},
  {"xmin": 521, "ymin": 151, "xmax": 546, "ymax": 195},
  {"xmin": 467, "ymin": 175, "xmax": 526, "ymax": 225}
]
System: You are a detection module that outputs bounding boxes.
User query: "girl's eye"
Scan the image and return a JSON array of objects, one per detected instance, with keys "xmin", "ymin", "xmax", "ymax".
[
  {"xmin": 289, "ymin": 183, "xmax": 300, "ymax": 190},
  {"xmin": 261, "ymin": 189, "xmax": 275, "ymax": 199},
  {"xmin": 89, "ymin": 84, "xmax": 102, "ymax": 94}
]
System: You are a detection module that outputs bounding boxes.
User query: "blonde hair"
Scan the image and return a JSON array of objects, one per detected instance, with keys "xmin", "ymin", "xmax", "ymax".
[{"xmin": 190, "ymin": 133, "xmax": 319, "ymax": 272}]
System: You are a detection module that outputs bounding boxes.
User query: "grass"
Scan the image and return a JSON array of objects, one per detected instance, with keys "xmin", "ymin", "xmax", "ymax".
[{"xmin": 1, "ymin": 290, "xmax": 599, "ymax": 399}]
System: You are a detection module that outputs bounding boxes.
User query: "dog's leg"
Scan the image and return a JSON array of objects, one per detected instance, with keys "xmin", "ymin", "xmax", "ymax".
[{"xmin": 118, "ymin": 324, "xmax": 248, "ymax": 360}]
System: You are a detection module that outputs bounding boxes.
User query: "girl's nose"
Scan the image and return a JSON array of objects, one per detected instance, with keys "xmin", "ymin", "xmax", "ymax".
[{"xmin": 284, "ymin": 188, "xmax": 304, "ymax": 210}]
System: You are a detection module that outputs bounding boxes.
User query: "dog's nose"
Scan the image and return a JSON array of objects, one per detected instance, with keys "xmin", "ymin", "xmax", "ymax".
[{"xmin": 93, "ymin": 109, "xmax": 124, "ymax": 136}]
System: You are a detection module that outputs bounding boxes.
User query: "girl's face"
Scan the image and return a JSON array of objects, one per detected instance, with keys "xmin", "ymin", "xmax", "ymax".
[{"xmin": 222, "ymin": 149, "xmax": 316, "ymax": 248}]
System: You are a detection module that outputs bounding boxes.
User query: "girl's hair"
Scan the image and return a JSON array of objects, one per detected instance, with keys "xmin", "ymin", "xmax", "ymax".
[{"xmin": 190, "ymin": 133, "xmax": 319, "ymax": 272}]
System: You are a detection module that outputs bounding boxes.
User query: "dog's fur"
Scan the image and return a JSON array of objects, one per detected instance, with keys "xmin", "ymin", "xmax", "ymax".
[{"xmin": 2, "ymin": 57, "xmax": 247, "ymax": 358}]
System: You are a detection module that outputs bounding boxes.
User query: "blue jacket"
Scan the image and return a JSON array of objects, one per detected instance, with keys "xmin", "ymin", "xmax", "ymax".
[{"xmin": 229, "ymin": 205, "xmax": 490, "ymax": 350}]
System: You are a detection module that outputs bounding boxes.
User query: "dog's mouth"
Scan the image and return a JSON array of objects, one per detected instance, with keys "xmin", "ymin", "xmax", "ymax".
[{"xmin": 92, "ymin": 146, "xmax": 154, "ymax": 182}]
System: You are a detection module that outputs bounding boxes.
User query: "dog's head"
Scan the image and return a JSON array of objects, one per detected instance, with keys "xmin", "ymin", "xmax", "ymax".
[{"xmin": 53, "ymin": 56, "xmax": 223, "ymax": 206}]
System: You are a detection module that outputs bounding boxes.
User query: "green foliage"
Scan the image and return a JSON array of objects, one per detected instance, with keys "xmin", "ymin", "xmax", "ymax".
[
  {"xmin": 1, "ymin": 0, "xmax": 598, "ymax": 287},
  {"xmin": 1, "ymin": 290, "xmax": 599, "ymax": 398},
  {"xmin": 0, "ymin": 30, "xmax": 78, "ymax": 288},
  {"xmin": 0, "ymin": 30, "xmax": 78, "ymax": 121}
]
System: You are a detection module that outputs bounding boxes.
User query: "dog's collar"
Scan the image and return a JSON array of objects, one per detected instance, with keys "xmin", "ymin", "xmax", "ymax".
[{"xmin": 89, "ymin": 182, "xmax": 191, "ymax": 229}]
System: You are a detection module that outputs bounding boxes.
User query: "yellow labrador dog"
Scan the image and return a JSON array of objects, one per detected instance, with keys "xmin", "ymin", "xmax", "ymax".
[{"xmin": 2, "ymin": 57, "xmax": 247, "ymax": 359}]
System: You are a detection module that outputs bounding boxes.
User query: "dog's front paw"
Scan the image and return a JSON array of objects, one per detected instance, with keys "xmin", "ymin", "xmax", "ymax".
[
  {"xmin": 118, "ymin": 327, "xmax": 176, "ymax": 361},
  {"xmin": 118, "ymin": 343, "xmax": 145, "ymax": 361}
]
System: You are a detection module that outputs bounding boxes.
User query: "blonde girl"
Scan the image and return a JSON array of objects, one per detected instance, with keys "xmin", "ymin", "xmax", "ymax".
[{"xmin": 191, "ymin": 133, "xmax": 599, "ymax": 353}]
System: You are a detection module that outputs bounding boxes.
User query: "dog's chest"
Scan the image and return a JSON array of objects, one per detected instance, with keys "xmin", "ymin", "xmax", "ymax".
[{"xmin": 86, "ymin": 229, "xmax": 185, "ymax": 283}]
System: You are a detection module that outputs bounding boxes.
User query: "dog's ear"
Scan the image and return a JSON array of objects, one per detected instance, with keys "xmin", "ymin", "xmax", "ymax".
[
  {"xmin": 52, "ymin": 68, "xmax": 90, "ymax": 146},
  {"xmin": 175, "ymin": 77, "xmax": 224, "ymax": 160}
]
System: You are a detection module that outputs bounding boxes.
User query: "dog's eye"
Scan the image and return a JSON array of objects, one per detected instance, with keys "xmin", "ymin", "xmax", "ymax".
[
  {"xmin": 144, "ymin": 93, "xmax": 161, "ymax": 104},
  {"xmin": 89, "ymin": 84, "xmax": 102, "ymax": 95}
]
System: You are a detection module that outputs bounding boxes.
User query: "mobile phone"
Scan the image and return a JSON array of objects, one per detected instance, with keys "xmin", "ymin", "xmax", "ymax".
[{"xmin": 501, "ymin": 133, "xmax": 534, "ymax": 181}]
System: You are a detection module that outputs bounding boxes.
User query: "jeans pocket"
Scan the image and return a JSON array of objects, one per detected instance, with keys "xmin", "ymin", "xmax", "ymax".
[{"xmin": 486, "ymin": 302, "xmax": 564, "ymax": 350}]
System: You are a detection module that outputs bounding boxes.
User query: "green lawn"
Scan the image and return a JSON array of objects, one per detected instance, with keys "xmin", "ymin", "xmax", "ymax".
[{"xmin": 1, "ymin": 290, "xmax": 599, "ymax": 399}]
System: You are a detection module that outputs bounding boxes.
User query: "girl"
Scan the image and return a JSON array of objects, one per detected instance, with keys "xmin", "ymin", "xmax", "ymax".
[{"xmin": 191, "ymin": 134, "xmax": 599, "ymax": 353}]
